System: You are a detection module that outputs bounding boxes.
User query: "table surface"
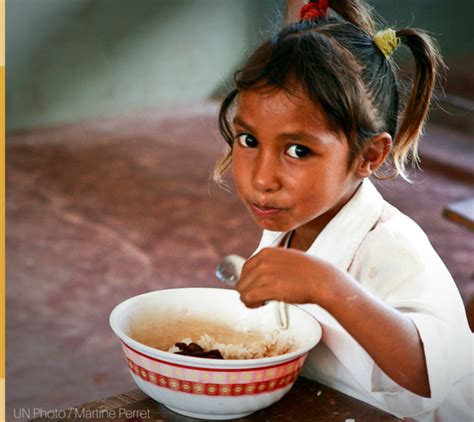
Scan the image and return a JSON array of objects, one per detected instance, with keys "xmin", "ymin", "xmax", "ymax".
[
  {"xmin": 34, "ymin": 377, "xmax": 402, "ymax": 422},
  {"xmin": 442, "ymin": 197, "xmax": 474, "ymax": 231}
]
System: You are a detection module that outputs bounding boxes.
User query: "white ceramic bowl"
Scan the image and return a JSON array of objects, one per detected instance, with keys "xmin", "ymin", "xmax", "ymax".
[{"xmin": 110, "ymin": 288, "xmax": 321, "ymax": 420}]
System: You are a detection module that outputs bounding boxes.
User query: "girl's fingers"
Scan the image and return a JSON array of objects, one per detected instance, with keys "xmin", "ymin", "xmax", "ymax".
[
  {"xmin": 236, "ymin": 271, "xmax": 258, "ymax": 295},
  {"xmin": 239, "ymin": 247, "xmax": 276, "ymax": 273},
  {"xmin": 236, "ymin": 254, "xmax": 261, "ymax": 291},
  {"xmin": 239, "ymin": 250, "xmax": 262, "ymax": 273},
  {"xmin": 239, "ymin": 282, "xmax": 275, "ymax": 308},
  {"xmin": 236, "ymin": 248, "xmax": 288, "ymax": 307}
]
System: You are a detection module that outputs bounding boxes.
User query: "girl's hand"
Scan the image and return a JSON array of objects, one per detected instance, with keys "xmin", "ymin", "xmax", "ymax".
[
  {"xmin": 236, "ymin": 247, "xmax": 335, "ymax": 308},
  {"xmin": 237, "ymin": 249, "xmax": 431, "ymax": 398}
]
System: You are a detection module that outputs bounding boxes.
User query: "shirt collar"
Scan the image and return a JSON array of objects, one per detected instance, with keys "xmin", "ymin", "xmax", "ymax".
[
  {"xmin": 257, "ymin": 179, "xmax": 384, "ymax": 269},
  {"xmin": 306, "ymin": 178, "xmax": 384, "ymax": 270}
]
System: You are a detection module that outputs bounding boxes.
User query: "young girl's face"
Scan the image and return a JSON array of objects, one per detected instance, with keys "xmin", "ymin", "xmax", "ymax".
[{"xmin": 231, "ymin": 85, "xmax": 362, "ymax": 240}]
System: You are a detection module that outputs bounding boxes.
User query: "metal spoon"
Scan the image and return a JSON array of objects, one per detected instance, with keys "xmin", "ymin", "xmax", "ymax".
[{"xmin": 216, "ymin": 254, "xmax": 288, "ymax": 330}]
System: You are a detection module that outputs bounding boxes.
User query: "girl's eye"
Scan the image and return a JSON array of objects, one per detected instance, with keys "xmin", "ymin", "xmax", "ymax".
[
  {"xmin": 237, "ymin": 134, "xmax": 258, "ymax": 148},
  {"xmin": 286, "ymin": 144, "xmax": 311, "ymax": 158}
]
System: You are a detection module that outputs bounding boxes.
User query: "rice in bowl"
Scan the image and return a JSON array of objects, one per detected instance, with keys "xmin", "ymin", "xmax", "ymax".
[
  {"xmin": 168, "ymin": 331, "xmax": 298, "ymax": 359},
  {"xmin": 126, "ymin": 313, "xmax": 298, "ymax": 359}
]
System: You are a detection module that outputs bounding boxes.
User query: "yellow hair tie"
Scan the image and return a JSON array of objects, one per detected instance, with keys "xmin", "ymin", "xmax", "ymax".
[{"xmin": 374, "ymin": 29, "xmax": 400, "ymax": 58}]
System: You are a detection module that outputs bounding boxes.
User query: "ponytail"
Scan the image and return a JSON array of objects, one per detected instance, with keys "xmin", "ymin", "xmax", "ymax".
[
  {"xmin": 392, "ymin": 28, "xmax": 445, "ymax": 178},
  {"xmin": 327, "ymin": 3, "xmax": 445, "ymax": 179}
]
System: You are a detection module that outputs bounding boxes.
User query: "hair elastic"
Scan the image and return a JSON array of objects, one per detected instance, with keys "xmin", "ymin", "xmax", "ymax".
[
  {"xmin": 374, "ymin": 29, "xmax": 401, "ymax": 58},
  {"xmin": 300, "ymin": 0, "xmax": 329, "ymax": 21}
]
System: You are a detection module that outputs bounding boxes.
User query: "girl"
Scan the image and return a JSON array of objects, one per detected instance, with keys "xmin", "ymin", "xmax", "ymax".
[{"xmin": 214, "ymin": 0, "xmax": 472, "ymax": 420}]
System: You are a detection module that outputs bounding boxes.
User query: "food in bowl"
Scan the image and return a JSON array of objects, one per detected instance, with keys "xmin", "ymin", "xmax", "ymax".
[
  {"xmin": 110, "ymin": 288, "xmax": 322, "ymax": 420},
  {"xmin": 170, "ymin": 340, "xmax": 224, "ymax": 359},
  {"xmin": 127, "ymin": 312, "xmax": 298, "ymax": 359},
  {"xmin": 168, "ymin": 331, "xmax": 297, "ymax": 359}
]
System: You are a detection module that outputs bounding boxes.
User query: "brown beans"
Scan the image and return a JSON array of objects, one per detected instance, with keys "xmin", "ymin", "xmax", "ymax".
[{"xmin": 174, "ymin": 342, "xmax": 224, "ymax": 359}]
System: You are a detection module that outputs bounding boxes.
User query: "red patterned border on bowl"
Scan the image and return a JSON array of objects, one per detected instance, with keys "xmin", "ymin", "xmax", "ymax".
[
  {"xmin": 126, "ymin": 357, "xmax": 302, "ymax": 396},
  {"xmin": 122, "ymin": 342, "xmax": 306, "ymax": 396}
]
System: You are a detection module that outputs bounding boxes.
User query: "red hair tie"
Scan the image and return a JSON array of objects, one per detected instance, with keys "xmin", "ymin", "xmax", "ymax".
[{"xmin": 300, "ymin": 0, "xmax": 329, "ymax": 21}]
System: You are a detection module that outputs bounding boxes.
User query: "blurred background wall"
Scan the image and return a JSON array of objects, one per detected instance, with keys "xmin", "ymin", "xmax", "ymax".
[
  {"xmin": 7, "ymin": 0, "xmax": 285, "ymax": 131},
  {"xmin": 7, "ymin": 0, "xmax": 474, "ymax": 132}
]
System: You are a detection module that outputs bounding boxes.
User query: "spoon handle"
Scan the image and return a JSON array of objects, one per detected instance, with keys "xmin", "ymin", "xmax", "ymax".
[{"xmin": 261, "ymin": 301, "xmax": 288, "ymax": 330}]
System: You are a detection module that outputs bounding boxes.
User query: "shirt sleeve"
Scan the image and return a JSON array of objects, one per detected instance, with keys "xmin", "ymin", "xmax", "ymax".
[{"xmin": 351, "ymin": 220, "xmax": 472, "ymax": 418}]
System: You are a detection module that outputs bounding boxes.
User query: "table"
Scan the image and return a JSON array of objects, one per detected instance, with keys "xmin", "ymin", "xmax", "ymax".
[
  {"xmin": 442, "ymin": 196, "xmax": 474, "ymax": 330},
  {"xmin": 34, "ymin": 377, "xmax": 401, "ymax": 422},
  {"xmin": 442, "ymin": 197, "xmax": 474, "ymax": 231}
]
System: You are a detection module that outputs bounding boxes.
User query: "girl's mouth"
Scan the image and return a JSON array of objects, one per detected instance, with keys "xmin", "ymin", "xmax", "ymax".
[{"xmin": 249, "ymin": 202, "xmax": 286, "ymax": 218}]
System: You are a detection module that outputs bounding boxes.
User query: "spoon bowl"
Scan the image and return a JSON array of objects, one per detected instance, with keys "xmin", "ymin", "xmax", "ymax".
[{"xmin": 215, "ymin": 254, "xmax": 246, "ymax": 286}]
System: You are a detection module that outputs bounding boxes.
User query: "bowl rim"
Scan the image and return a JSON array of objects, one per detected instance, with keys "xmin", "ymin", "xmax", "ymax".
[{"xmin": 110, "ymin": 287, "xmax": 322, "ymax": 369}]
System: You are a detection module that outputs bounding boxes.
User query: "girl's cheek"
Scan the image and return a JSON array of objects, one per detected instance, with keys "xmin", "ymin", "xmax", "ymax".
[
  {"xmin": 231, "ymin": 158, "xmax": 243, "ymax": 191},
  {"xmin": 232, "ymin": 149, "xmax": 258, "ymax": 194},
  {"xmin": 230, "ymin": 156, "xmax": 238, "ymax": 182},
  {"xmin": 231, "ymin": 152, "xmax": 245, "ymax": 180}
]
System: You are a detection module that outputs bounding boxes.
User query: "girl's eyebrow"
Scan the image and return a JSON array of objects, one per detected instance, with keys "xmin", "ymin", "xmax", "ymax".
[
  {"xmin": 233, "ymin": 115, "xmax": 254, "ymax": 131},
  {"xmin": 233, "ymin": 115, "xmax": 325, "ymax": 145},
  {"xmin": 276, "ymin": 131, "xmax": 323, "ymax": 144}
]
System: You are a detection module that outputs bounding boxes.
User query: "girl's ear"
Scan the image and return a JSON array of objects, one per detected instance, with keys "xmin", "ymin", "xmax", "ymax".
[{"xmin": 354, "ymin": 132, "xmax": 392, "ymax": 178}]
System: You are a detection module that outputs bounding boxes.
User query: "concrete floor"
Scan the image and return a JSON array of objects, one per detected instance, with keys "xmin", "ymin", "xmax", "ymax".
[{"xmin": 6, "ymin": 101, "xmax": 474, "ymax": 418}]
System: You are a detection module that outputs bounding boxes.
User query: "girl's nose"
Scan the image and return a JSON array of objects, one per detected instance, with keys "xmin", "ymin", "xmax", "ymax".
[{"xmin": 252, "ymin": 152, "xmax": 281, "ymax": 193}]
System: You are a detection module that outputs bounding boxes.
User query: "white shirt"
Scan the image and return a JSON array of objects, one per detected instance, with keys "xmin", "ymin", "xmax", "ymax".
[{"xmin": 253, "ymin": 179, "xmax": 473, "ymax": 420}]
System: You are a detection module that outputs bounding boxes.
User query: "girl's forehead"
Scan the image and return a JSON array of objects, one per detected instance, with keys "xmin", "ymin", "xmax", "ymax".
[{"xmin": 236, "ymin": 87, "xmax": 331, "ymax": 131}]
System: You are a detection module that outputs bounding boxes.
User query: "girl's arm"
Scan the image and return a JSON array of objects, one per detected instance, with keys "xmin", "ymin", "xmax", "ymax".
[{"xmin": 237, "ymin": 247, "xmax": 431, "ymax": 398}]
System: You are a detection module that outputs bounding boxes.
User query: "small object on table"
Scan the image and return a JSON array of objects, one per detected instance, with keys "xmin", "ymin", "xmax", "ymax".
[{"xmin": 442, "ymin": 197, "xmax": 474, "ymax": 231}]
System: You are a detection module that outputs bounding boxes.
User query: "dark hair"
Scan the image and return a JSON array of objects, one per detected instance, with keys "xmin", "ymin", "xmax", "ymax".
[{"xmin": 214, "ymin": 0, "xmax": 444, "ymax": 182}]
